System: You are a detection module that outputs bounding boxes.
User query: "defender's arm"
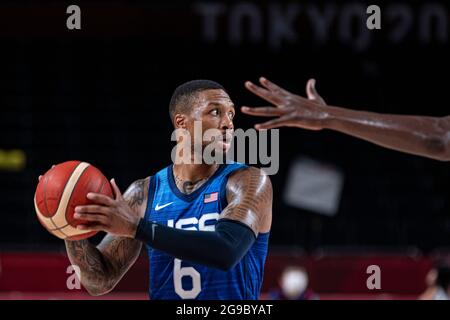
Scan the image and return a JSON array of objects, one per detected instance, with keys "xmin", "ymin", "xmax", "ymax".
[{"xmin": 242, "ymin": 77, "xmax": 450, "ymax": 161}]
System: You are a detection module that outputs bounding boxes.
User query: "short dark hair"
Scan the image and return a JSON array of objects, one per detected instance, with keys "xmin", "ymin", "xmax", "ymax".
[{"xmin": 169, "ymin": 79, "xmax": 226, "ymax": 121}]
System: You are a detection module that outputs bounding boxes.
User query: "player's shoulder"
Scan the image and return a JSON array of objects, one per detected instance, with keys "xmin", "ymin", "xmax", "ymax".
[
  {"xmin": 227, "ymin": 165, "xmax": 272, "ymax": 190},
  {"xmin": 124, "ymin": 176, "xmax": 151, "ymax": 197},
  {"xmin": 123, "ymin": 177, "xmax": 151, "ymax": 216},
  {"xmin": 228, "ymin": 165, "xmax": 267, "ymax": 177}
]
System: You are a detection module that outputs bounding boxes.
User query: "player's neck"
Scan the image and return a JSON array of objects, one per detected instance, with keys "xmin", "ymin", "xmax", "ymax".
[{"xmin": 173, "ymin": 163, "xmax": 220, "ymax": 182}]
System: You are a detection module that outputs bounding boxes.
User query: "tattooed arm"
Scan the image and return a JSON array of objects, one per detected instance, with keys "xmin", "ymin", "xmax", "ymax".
[
  {"xmin": 221, "ymin": 166, "xmax": 272, "ymax": 235},
  {"xmin": 65, "ymin": 235, "xmax": 141, "ymax": 296},
  {"xmin": 64, "ymin": 178, "xmax": 149, "ymax": 296}
]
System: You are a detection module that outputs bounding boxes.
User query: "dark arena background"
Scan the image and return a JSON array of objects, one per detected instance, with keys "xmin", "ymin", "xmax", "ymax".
[{"xmin": 0, "ymin": 0, "xmax": 449, "ymax": 300}]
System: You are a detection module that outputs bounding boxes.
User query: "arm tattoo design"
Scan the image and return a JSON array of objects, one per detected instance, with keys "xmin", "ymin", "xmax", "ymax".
[
  {"xmin": 65, "ymin": 239, "xmax": 115, "ymax": 294},
  {"xmin": 125, "ymin": 178, "xmax": 148, "ymax": 210},
  {"xmin": 64, "ymin": 178, "xmax": 148, "ymax": 295},
  {"xmin": 220, "ymin": 167, "xmax": 272, "ymax": 235}
]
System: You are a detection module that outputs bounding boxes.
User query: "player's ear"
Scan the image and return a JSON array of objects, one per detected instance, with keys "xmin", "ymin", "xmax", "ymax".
[{"xmin": 173, "ymin": 113, "xmax": 187, "ymax": 129}]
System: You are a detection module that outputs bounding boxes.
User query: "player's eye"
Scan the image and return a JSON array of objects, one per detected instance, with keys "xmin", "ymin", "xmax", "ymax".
[
  {"xmin": 210, "ymin": 109, "xmax": 219, "ymax": 116},
  {"xmin": 229, "ymin": 112, "xmax": 235, "ymax": 120}
]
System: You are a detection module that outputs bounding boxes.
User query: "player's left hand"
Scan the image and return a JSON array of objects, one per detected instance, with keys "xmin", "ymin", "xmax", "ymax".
[
  {"xmin": 74, "ymin": 179, "xmax": 140, "ymax": 238},
  {"xmin": 241, "ymin": 77, "xmax": 328, "ymax": 130}
]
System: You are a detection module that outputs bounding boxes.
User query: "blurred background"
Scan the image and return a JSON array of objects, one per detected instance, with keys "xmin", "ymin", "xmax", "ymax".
[{"xmin": 0, "ymin": 0, "xmax": 449, "ymax": 299}]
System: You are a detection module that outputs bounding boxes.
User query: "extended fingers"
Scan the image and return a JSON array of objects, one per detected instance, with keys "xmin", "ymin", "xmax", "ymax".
[
  {"xmin": 306, "ymin": 79, "xmax": 326, "ymax": 105},
  {"xmin": 74, "ymin": 211, "xmax": 109, "ymax": 224},
  {"xmin": 75, "ymin": 204, "xmax": 111, "ymax": 215},
  {"xmin": 110, "ymin": 178, "xmax": 123, "ymax": 200},
  {"xmin": 245, "ymin": 81, "xmax": 283, "ymax": 105},
  {"xmin": 259, "ymin": 77, "xmax": 289, "ymax": 94},
  {"xmin": 241, "ymin": 106, "xmax": 288, "ymax": 117},
  {"xmin": 255, "ymin": 115, "xmax": 293, "ymax": 130},
  {"xmin": 86, "ymin": 192, "xmax": 115, "ymax": 206},
  {"xmin": 77, "ymin": 223, "xmax": 106, "ymax": 231}
]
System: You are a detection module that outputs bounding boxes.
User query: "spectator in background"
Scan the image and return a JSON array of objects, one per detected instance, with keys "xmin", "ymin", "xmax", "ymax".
[
  {"xmin": 418, "ymin": 260, "xmax": 450, "ymax": 300},
  {"xmin": 267, "ymin": 266, "xmax": 319, "ymax": 300}
]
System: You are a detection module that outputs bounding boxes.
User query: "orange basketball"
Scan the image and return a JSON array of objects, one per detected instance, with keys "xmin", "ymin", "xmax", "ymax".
[{"xmin": 34, "ymin": 161, "xmax": 113, "ymax": 240}]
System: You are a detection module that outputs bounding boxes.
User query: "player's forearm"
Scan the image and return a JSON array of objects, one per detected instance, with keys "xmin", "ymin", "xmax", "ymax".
[
  {"xmin": 324, "ymin": 106, "xmax": 450, "ymax": 161},
  {"xmin": 64, "ymin": 240, "xmax": 117, "ymax": 296},
  {"xmin": 135, "ymin": 218, "xmax": 255, "ymax": 271}
]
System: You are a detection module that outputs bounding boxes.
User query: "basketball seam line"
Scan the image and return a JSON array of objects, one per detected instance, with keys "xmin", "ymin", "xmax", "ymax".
[
  {"xmin": 64, "ymin": 163, "xmax": 91, "ymax": 231},
  {"xmin": 50, "ymin": 219, "xmax": 69, "ymax": 238},
  {"xmin": 63, "ymin": 169, "xmax": 109, "ymax": 239},
  {"xmin": 43, "ymin": 162, "xmax": 79, "ymax": 216}
]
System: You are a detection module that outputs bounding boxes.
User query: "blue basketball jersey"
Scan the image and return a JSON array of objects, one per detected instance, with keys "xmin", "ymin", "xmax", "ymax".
[{"xmin": 144, "ymin": 162, "xmax": 270, "ymax": 300}]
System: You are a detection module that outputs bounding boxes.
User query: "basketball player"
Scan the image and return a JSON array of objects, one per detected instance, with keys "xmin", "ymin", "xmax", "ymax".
[
  {"xmin": 241, "ymin": 77, "xmax": 450, "ymax": 161},
  {"xmin": 62, "ymin": 80, "xmax": 272, "ymax": 299}
]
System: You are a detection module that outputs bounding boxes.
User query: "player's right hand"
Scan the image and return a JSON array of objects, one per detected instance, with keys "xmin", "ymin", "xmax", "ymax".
[{"xmin": 241, "ymin": 77, "xmax": 328, "ymax": 130}]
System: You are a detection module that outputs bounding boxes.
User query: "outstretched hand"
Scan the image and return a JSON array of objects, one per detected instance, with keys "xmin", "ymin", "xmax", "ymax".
[{"xmin": 241, "ymin": 77, "xmax": 328, "ymax": 130}]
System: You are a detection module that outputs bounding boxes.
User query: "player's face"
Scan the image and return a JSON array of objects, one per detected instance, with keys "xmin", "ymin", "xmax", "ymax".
[{"xmin": 187, "ymin": 89, "xmax": 235, "ymax": 153}]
